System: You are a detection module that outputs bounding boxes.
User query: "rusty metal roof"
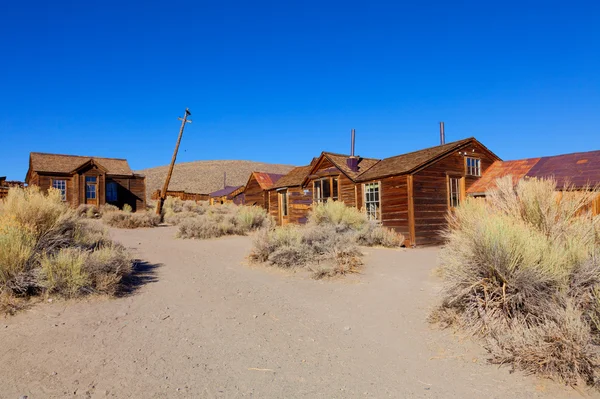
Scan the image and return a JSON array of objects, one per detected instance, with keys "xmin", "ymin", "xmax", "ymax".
[
  {"xmin": 251, "ymin": 172, "xmax": 285, "ymax": 190},
  {"xmin": 467, "ymin": 158, "xmax": 541, "ymax": 194},
  {"xmin": 468, "ymin": 149, "xmax": 600, "ymax": 195}
]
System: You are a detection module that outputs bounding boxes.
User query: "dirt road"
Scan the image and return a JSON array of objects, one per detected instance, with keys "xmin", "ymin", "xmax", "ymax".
[{"xmin": 0, "ymin": 227, "xmax": 592, "ymax": 398}]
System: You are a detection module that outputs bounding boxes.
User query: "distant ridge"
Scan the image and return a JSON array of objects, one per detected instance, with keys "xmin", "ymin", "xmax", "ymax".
[{"xmin": 137, "ymin": 160, "xmax": 296, "ymax": 200}]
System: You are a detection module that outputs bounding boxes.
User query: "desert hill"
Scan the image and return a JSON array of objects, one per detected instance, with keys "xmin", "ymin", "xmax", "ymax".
[{"xmin": 137, "ymin": 160, "xmax": 296, "ymax": 199}]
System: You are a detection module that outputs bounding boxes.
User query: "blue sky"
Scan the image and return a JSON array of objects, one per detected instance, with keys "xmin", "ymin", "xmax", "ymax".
[{"xmin": 1, "ymin": 1, "xmax": 599, "ymax": 180}]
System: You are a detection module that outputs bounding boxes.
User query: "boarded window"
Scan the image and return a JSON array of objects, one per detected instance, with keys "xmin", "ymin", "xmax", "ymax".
[
  {"xmin": 52, "ymin": 179, "xmax": 67, "ymax": 201},
  {"xmin": 106, "ymin": 182, "xmax": 118, "ymax": 202},
  {"xmin": 363, "ymin": 182, "xmax": 381, "ymax": 221},
  {"xmin": 466, "ymin": 157, "xmax": 481, "ymax": 176}
]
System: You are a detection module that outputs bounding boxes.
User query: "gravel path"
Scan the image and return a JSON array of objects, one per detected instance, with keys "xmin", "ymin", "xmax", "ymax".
[{"xmin": 0, "ymin": 226, "xmax": 593, "ymax": 398}]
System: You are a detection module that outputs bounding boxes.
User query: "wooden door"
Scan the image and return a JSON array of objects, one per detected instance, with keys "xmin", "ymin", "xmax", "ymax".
[{"xmin": 85, "ymin": 176, "xmax": 98, "ymax": 205}]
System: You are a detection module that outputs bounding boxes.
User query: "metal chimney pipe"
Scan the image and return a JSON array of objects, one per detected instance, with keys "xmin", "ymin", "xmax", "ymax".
[
  {"xmin": 351, "ymin": 128, "xmax": 355, "ymax": 156},
  {"xmin": 439, "ymin": 122, "xmax": 445, "ymax": 145}
]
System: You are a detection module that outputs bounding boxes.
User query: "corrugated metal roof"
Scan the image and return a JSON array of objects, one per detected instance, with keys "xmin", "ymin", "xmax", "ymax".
[
  {"xmin": 468, "ymin": 149, "xmax": 600, "ymax": 195},
  {"xmin": 467, "ymin": 158, "xmax": 541, "ymax": 194},
  {"xmin": 252, "ymin": 172, "xmax": 285, "ymax": 190},
  {"xmin": 30, "ymin": 152, "xmax": 133, "ymax": 175}
]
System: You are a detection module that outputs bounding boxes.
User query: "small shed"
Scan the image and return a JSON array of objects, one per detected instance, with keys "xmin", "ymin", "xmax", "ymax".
[{"xmin": 209, "ymin": 185, "xmax": 244, "ymax": 205}]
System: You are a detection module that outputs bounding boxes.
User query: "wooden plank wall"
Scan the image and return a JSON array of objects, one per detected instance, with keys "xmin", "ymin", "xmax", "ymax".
[
  {"xmin": 378, "ymin": 175, "xmax": 410, "ymax": 241},
  {"xmin": 268, "ymin": 187, "xmax": 312, "ymax": 225},
  {"xmin": 412, "ymin": 143, "xmax": 498, "ymax": 246},
  {"xmin": 244, "ymin": 176, "xmax": 267, "ymax": 208}
]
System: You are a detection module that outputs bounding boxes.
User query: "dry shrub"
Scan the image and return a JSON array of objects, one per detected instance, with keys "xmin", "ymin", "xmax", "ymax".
[
  {"xmin": 177, "ymin": 204, "xmax": 271, "ymax": 239},
  {"xmin": 309, "ymin": 201, "xmax": 367, "ymax": 230},
  {"xmin": 357, "ymin": 222, "xmax": 404, "ymax": 248},
  {"xmin": 102, "ymin": 211, "xmax": 160, "ymax": 229},
  {"xmin": 77, "ymin": 204, "xmax": 119, "ymax": 219},
  {"xmin": 0, "ymin": 186, "xmax": 134, "ymax": 313},
  {"xmin": 432, "ymin": 176, "xmax": 600, "ymax": 388}
]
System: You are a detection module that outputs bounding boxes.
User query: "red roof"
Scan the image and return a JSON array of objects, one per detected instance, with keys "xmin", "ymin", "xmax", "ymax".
[
  {"xmin": 468, "ymin": 149, "xmax": 600, "ymax": 195},
  {"xmin": 251, "ymin": 172, "xmax": 284, "ymax": 190}
]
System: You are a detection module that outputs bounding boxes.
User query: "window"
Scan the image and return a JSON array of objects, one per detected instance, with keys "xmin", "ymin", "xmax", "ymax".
[
  {"xmin": 449, "ymin": 177, "xmax": 461, "ymax": 208},
  {"xmin": 106, "ymin": 182, "xmax": 118, "ymax": 202},
  {"xmin": 85, "ymin": 176, "xmax": 97, "ymax": 200},
  {"xmin": 466, "ymin": 157, "xmax": 481, "ymax": 176},
  {"xmin": 52, "ymin": 179, "xmax": 67, "ymax": 201},
  {"xmin": 313, "ymin": 177, "xmax": 339, "ymax": 203},
  {"xmin": 279, "ymin": 191, "xmax": 288, "ymax": 217},
  {"xmin": 363, "ymin": 182, "xmax": 381, "ymax": 221}
]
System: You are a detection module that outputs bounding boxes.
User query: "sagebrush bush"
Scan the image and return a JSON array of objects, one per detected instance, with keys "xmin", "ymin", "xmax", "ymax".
[
  {"xmin": 102, "ymin": 211, "xmax": 160, "ymax": 229},
  {"xmin": 0, "ymin": 186, "xmax": 135, "ymax": 313},
  {"xmin": 122, "ymin": 203, "xmax": 133, "ymax": 213},
  {"xmin": 177, "ymin": 204, "xmax": 271, "ymax": 239},
  {"xmin": 309, "ymin": 201, "xmax": 367, "ymax": 230},
  {"xmin": 356, "ymin": 222, "xmax": 405, "ymax": 248},
  {"xmin": 432, "ymin": 176, "xmax": 600, "ymax": 388}
]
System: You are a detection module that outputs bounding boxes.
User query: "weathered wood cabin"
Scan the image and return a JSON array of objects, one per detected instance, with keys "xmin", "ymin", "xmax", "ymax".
[
  {"xmin": 25, "ymin": 152, "xmax": 146, "ymax": 211},
  {"xmin": 468, "ymin": 149, "xmax": 600, "ymax": 215},
  {"xmin": 267, "ymin": 165, "xmax": 313, "ymax": 225},
  {"xmin": 0, "ymin": 177, "xmax": 24, "ymax": 200},
  {"xmin": 243, "ymin": 172, "xmax": 285, "ymax": 209},
  {"xmin": 268, "ymin": 137, "xmax": 500, "ymax": 246},
  {"xmin": 151, "ymin": 189, "xmax": 209, "ymax": 202}
]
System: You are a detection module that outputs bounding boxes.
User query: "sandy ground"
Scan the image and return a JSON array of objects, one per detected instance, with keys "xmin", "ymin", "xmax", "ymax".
[{"xmin": 1, "ymin": 226, "xmax": 596, "ymax": 398}]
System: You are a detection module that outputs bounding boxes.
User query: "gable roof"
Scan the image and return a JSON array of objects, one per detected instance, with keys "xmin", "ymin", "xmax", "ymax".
[
  {"xmin": 357, "ymin": 138, "xmax": 493, "ymax": 181},
  {"xmin": 315, "ymin": 152, "xmax": 380, "ymax": 181},
  {"xmin": 468, "ymin": 149, "xmax": 600, "ymax": 194},
  {"xmin": 270, "ymin": 165, "xmax": 313, "ymax": 189},
  {"xmin": 209, "ymin": 185, "xmax": 243, "ymax": 198},
  {"xmin": 29, "ymin": 152, "xmax": 134, "ymax": 176},
  {"xmin": 250, "ymin": 172, "xmax": 285, "ymax": 190}
]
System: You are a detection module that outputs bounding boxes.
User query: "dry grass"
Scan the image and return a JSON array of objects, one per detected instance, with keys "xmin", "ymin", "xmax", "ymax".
[
  {"xmin": 177, "ymin": 204, "xmax": 271, "ymax": 239},
  {"xmin": 138, "ymin": 160, "xmax": 295, "ymax": 202},
  {"xmin": 0, "ymin": 186, "xmax": 135, "ymax": 313},
  {"xmin": 249, "ymin": 201, "xmax": 404, "ymax": 278},
  {"xmin": 432, "ymin": 176, "xmax": 600, "ymax": 388},
  {"xmin": 102, "ymin": 211, "xmax": 161, "ymax": 229}
]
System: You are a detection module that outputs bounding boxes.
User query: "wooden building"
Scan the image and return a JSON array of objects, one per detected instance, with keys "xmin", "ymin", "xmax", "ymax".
[
  {"xmin": 268, "ymin": 137, "xmax": 500, "ymax": 246},
  {"xmin": 467, "ymin": 149, "xmax": 600, "ymax": 215},
  {"xmin": 151, "ymin": 189, "xmax": 209, "ymax": 202},
  {"xmin": 267, "ymin": 165, "xmax": 313, "ymax": 225},
  {"xmin": 243, "ymin": 172, "xmax": 285, "ymax": 209},
  {"xmin": 0, "ymin": 177, "xmax": 24, "ymax": 200},
  {"xmin": 209, "ymin": 185, "xmax": 244, "ymax": 205},
  {"xmin": 25, "ymin": 152, "xmax": 146, "ymax": 211}
]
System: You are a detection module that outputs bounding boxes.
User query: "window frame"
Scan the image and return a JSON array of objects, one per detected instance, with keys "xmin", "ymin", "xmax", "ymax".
[
  {"xmin": 362, "ymin": 181, "xmax": 382, "ymax": 222},
  {"xmin": 448, "ymin": 176, "xmax": 463, "ymax": 209},
  {"xmin": 465, "ymin": 157, "xmax": 481, "ymax": 177},
  {"xmin": 106, "ymin": 181, "xmax": 118, "ymax": 202},
  {"xmin": 279, "ymin": 190, "xmax": 288, "ymax": 217},
  {"xmin": 313, "ymin": 176, "xmax": 339, "ymax": 204},
  {"xmin": 52, "ymin": 179, "xmax": 67, "ymax": 202}
]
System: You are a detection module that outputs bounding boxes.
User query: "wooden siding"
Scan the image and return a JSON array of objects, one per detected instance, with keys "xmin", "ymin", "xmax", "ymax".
[
  {"xmin": 412, "ymin": 142, "xmax": 498, "ymax": 246},
  {"xmin": 269, "ymin": 186, "xmax": 312, "ymax": 225},
  {"xmin": 151, "ymin": 190, "xmax": 209, "ymax": 202},
  {"xmin": 245, "ymin": 175, "xmax": 267, "ymax": 208}
]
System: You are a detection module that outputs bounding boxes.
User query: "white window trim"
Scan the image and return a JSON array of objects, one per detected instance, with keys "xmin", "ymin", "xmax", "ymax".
[
  {"xmin": 362, "ymin": 181, "xmax": 382, "ymax": 222},
  {"xmin": 466, "ymin": 157, "xmax": 481, "ymax": 176},
  {"xmin": 52, "ymin": 179, "xmax": 67, "ymax": 202}
]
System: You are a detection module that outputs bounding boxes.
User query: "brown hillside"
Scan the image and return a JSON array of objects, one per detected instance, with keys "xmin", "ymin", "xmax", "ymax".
[{"xmin": 137, "ymin": 160, "xmax": 296, "ymax": 200}]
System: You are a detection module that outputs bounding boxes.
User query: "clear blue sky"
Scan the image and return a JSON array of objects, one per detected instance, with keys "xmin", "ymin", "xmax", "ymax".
[{"xmin": 1, "ymin": 1, "xmax": 599, "ymax": 180}]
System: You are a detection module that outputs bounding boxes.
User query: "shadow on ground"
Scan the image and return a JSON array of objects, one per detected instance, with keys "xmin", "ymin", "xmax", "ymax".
[{"xmin": 117, "ymin": 259, "xmax": 161, "ymax": 296}]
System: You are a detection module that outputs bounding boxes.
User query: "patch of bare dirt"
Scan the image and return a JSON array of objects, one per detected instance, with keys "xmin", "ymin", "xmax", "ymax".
[{"xmin": 0, "ymin": 227, "xmax": 594, "ymax": 398}]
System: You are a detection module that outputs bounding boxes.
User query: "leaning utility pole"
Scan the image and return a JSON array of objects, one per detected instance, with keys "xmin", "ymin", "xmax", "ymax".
[{"xmin": 156, "ymin": 108, "xmax": 192, "ymax": 217}]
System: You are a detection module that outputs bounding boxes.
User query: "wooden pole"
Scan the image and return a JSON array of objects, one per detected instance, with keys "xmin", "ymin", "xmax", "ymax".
[{"xmin": 156, "ymin": 108, "xmax": 192, "ymax": 216}]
